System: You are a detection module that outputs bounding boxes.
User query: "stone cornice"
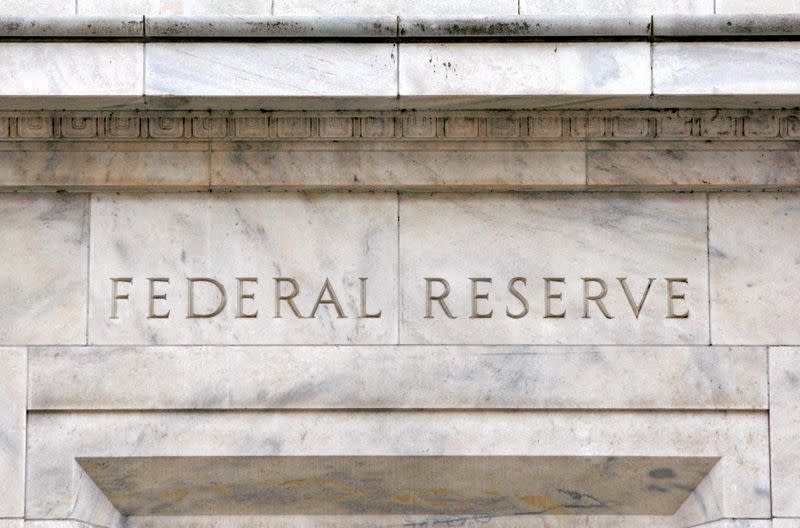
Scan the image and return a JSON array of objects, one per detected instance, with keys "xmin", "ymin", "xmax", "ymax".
[
  {"xmin": 2, "ymin": 14, "xmax": 800, "ymax": 41},
  {"xmin": 0, "ymin": 109, "xmax": 798, "ymax": 142}
]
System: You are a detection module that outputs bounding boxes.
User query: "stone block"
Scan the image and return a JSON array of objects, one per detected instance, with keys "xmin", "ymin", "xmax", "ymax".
[
  {"xmin": 0, "ymin": 150, "xmax": 208, "ymax": 189},
  {"xmin": 272, "ymin": 0, "xmax": 517, "ymax": 15},
  {"xmin": 717, "ymin": 0, "xmax": 800, "ymax": 13},
  {"xmin": 588, "ymin": 149, "xmax": 800, "ymax": 188},
  {"xmin": 0, "ymin": 195, "xmax": 88, "ymax": 345},
  {"xmin": 77, "ymin": 0, "xmax": 270, "ymax": 15},
  {"xmin": 24, "ymin": 411, "xmax": 770, "ymax": 520},
  {"xmin": 400, "ymin": 43, "xmax": 650, "ymax": 96},
  {"xmin": 211, "ymin": 149, "xmax": 585, "ymax": 189},
  {"xmin": 88, "ymin": 193, "xmax": 397, "ymax": 345},
  {"xmin": 0, "ymin": 0, "xmax": 73, "ymax": 15},
  {"xmin": 775, "ymin": 520, "xmax": 800, "ymax": 528},
  {"xmin": 0, "ymin": 43, "xmax": 143, "ymax": 97},
  {"xmin": 145, "ymin": 43, "xmax": 397, "ymax": 97},
  {"xmin": 771, "ymin": 347, "xmax": 800, "ymax": 516},
  {"xmin": 521, "ymin": 0, "xmax": 713, "ymax": 15},
  {"xmin": 400, "ymin": 193, "xmax": 709, "ymax": 345},
  {"xmin": 710, "ymin": 193, "xmax": 800, "ymax": 344},
  {"xmin": 0, "ymin": 348, "xmax": 26, "ymax": 516},
  {"xmin": 27, "ymin": 345, "xmax": 767, "ymax": 410},
  {"xmin": 654, "ymin": 42, "xmax": 800, "ymax": 95}
]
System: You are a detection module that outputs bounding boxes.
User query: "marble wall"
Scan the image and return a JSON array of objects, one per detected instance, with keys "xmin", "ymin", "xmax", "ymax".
[{"xmin": 0, "ymin": 184, "xmax": 798, "ymax": 526}]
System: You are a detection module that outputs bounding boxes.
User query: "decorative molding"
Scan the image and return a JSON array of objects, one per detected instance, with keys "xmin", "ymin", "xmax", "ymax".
[{"xmin": 1, "ymin": 110, "xmax": 800, "ymax": 143}]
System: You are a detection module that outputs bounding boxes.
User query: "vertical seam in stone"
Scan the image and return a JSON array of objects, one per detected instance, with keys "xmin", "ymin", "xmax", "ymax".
[
  {"xmin": 713, "ymin": 0, "xmax": 717, "ymax": 14},
  {"xmin": 74, "ymin": 0, "xmax": 78, "ymax": 14},
  {"xmin": 706, "ymin": 193, "xmax": 712, "ymax": 345},
  {"xmin": 767, "ymin": 345, "xmax": 774, "ymax": 518},
  {"xmin": 396, "ymin": 192, "xmax": 401, "ymax": 345},
  {"xmin": 649, "ymin": 24, "xmax": 655, "ymax": 97},
  {"xmin": 85, "ymin": 195, "xmax": 92, "ymax": 346},
  {"xmin": 142, "ymin": 19, "xmax": 147, "ymax": 100},
  {"xmin": 396, "ymin": 16, "xmax": 400, "ymax": 100},
  {"xmin": 517, "ymin": 0, "xmax": 521, "ymax": 15},
  {"xmin": 23, "ymin": 346, "xmax": 28, "ymax": 519},
  {"xmin": 270, "ymin": 0, "xmax": 275, "ymax": 16}
]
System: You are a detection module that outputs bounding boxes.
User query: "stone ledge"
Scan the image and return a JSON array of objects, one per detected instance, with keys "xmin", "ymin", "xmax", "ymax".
[{"xmin": 1, "ymin": 14, "xmax": 800, "ymax": 40}]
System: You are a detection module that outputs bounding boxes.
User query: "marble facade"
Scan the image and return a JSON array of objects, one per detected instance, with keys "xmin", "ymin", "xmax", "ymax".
[{"xmin": 1, "ymin": 6, "xmax": 800, "ymax": 528}]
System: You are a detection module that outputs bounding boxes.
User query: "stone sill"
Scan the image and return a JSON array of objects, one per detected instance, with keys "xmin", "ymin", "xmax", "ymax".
[{"xmin": 3, "ymin": 14, "xmax": 800, "ymax": 40}]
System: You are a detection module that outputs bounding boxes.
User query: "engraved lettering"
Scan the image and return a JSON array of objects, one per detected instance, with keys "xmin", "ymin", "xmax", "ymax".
[
  {"xmin": 236, "ymin": 277, "xmax": 258, "ymax": 319},
  {"xmin": 666, "ymin": 278, "xmax": 690, "ymax": 319},
  {"xmin": 187, "ymin": 278, "xmax": 227, "ymax": 319},
  {"xmin": 310, "ymin": 278, "xmax": 346, "ymax": 319},
  {"xmin": 147, "ymin": 277, "xmax": 170, "ymax": 319},
  {"xmin": 506, "ymin": 277, "xmax": 529, "ymax": 319},
  {"xmin": 274, "ymin": 277, "xmax": 304, "ymax": 318},
  {"xmin": 544, "ymin": 277, "xmax": 566, "ymax": 319},
  {"xmin": 425, "ymin": 278, "xmax": 456, "ymax": 319},
  {"xmin": 582, "ymin": 277, "xmax": 614, "ymax": 319},
  {"xmin": 358, "ymin": 277, "xmax": 381, "ymax": 319},
  {"xmin": 618, "ymin": 277, "xmax": 655, "ymax": 319},
  {"xmin": 469, "ymin": 277, "xmax": 493, "ymax": 319},
  {"xmin": 110, "ymin": 277, "xmax": 132, "ymax": 319}
]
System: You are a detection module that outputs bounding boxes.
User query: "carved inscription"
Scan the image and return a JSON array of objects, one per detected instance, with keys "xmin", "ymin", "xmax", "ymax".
[
  {"xmin": 423, "ymin": 277, "xmax": 690, "ymax": 320},
  {"xmin": 109, "ymin": 276, "xmax": 690, "ymax": 321},
  {"xmin": 110, "ymin": 277, "xmax": 382, "ymax": 320}
]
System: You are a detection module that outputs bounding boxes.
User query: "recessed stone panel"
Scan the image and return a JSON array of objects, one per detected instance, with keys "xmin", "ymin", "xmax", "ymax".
[
  {"xmin": 145, "ymin": 43, "xmax": 397, "ymax": 97},
  {"xmin": 272, "ymin": 0, "xmax": 517, "ymax": 14},
  {"xmin": 710, "ymin": 193, "xmax": 800, "ymax": 344},
  {"xmin": 400, "ymin": 193, "xmax": 709, "ymax": 345},
  {"xmin": 0, "ymin": 195, "xmax": 88, "ymax": 345},
  {"xmin": 0, "ymin": 348, "xmax": 26, "ymax": 517},
  {"xmin": 654, "ymin": 42, "xmax": 800, "ymax": 95},
  {"xmin": 399, "ymin": 43, "xmax": 651, "ymax": 96},
  {"xmin": 0, "ymin": 43, "xmax": 142, "ymax": 96},
  {"xmin": 521, "ymin": 0, "xmax": 713, "ymax": 15},
  {"xmin": 88, "ymin": 193, "xmax": 397, "ymax": 345},
  {"xmin": 77, "ymin": 0, "xmax": 270, "ymax": 14},
  {"xmin": 27, "ymin": 345, "xmax": 767, "ymax": 410}
]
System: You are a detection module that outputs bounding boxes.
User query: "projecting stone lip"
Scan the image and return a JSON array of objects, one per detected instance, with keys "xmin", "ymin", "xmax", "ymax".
[{"xmin": 1, "ymin": 14, "xmax": 800, "ymax": 41}]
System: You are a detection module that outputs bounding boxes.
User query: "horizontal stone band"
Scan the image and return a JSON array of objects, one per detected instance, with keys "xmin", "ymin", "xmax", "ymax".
[{"xmin": 3, "ymin": 14, "xmax": 800, "ymax": 40}]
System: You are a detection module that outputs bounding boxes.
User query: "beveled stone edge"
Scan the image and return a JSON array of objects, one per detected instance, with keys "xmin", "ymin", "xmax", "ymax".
[
  {"xmin": 1, "ymin": 109, "xmax": 798, "ymax": 142},
  {"xmin": 1, "ymin": 15, "xmax": 800, "ymax": 40}
]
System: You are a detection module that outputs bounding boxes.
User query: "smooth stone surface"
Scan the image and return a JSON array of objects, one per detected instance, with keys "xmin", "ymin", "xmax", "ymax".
[
  {"xmin": 272, "ymin": 0, "xmax": 518, "ymax": 15},
  {"xmin": 654, "ymin": 42, "xmax": 800, "ymax": 95},
  {"xmin": 88, "ymin": 193, "xmax": 397, "ymax": 345},
  {"xmin": 146, "ymin": 43, "xmax": 397, "ymax": 97},
  {"xmin": 400, "ymin": 193, "xmax": 709, "ymax": 345},
  {"xmin": 147, "ymin": 15, "xmax": 396, "ymax": 38},
  {"xmin": 399, "ymin": 16, "xmax": 652, "ymax": 38},
  {"xmin": 0, "ymin": 348, "xmax": 26, "ymax": 517},
  {"xmin": 710, "ymin": 193, "xmax": 800, "ymax": 344},
  {"xmin": 588, "ymin": 149, "xmax": 800, "ymax": 188},
  {"xmin": 211, "ymin": 149, "xmax": 585, "ymax": 189},
  {"xmin": 0, "ymin": 195, "xmax": 88, "ymax": 345},
  {"xmin": 25, "ymin": 411, "xmax": 770, "ymax": 520},
  {"xmin": 770, "ymin": 347, "xmax": 800, "ymax": 516},
  {"xmin": 717, "ymin": 0, "xmax": 800, "ymax": 14},
  {"xmin": 78, "ymin": 455, "xmax": 717, "ymax": 516},
  {"xmin": 0, "ymin": 150, "xmax": 208, "ymax": 189},
  {"xmin": 0, "ymin": 43, "xmax": 142, "ymax": 96},
  {"xmin": 0, "ymin": 1, "xmax": 73, "ymax": 15},
  {"xmin": 775, "ymin": 521, "xmax": 800, "ymax": 528},
  {"xmin": 521, "ymin": 0, "xmax": 713, "ymax": 15},
  {"xmin": 77, "ymin": 0, "xmax": 271, "ymax": 15},
  {"xmin": 27, "ymin": 345, "xmax": 767, "ymax": 410},
  {"xmin": 400, "ymin": 43, "xmax": 650, "ymax": 96}
]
